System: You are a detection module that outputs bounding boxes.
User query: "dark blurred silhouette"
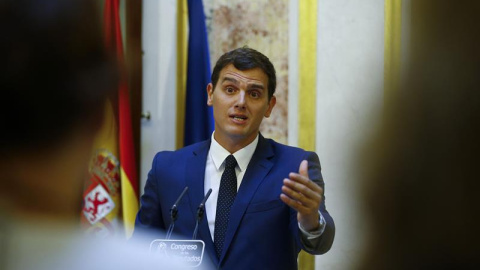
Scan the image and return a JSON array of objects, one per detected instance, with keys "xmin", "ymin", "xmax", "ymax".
[
  {"xmin": 0, "ymin": 1, "xmax": 184, "ymax": 269},
  {"xmin": 359, "ymin": 1, "xmax": 480, "ymax": 269}
]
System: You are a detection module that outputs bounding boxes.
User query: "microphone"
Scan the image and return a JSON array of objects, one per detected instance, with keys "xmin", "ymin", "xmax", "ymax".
[
  {"xmin": 166, "ymin": 186, "xmax": 188, "ymax": 239},
  {"xmin": 192, "ymin": 188, "xmax": 212, "ymax": 239},
  {"xmin": 196, "ymin": 188, "xmax": 212, "ymax": 221}
]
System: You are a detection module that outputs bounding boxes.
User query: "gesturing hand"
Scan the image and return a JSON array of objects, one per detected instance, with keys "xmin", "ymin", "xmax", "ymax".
[{"xmin": 280, "ymin": 160, "xmax": 323, "ymax": 231}]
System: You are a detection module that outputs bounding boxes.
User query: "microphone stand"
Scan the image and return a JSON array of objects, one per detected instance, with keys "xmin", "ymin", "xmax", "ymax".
[{"xmin": 166, "ymin": 186, "xmax": 188, "ymax": 239}]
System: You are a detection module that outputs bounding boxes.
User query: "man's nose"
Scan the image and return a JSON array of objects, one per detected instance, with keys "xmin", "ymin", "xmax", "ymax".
[{"xmin": 235, "ymin": 91, "xmax": 246, "ymax": 108}]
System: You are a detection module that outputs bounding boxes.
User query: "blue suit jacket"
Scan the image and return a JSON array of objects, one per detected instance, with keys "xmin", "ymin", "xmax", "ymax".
[{"xmin": 134, "ymin": 135, "xmax": 335, "ymax": 269}]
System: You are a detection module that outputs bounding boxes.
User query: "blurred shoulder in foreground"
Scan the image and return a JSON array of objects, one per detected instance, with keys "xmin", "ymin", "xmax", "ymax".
[{"xmin": 358, "ymin": 1, "xmax": 480, "ymax": 269}]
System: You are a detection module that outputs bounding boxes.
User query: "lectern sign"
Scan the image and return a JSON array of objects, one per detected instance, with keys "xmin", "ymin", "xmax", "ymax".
[{"xmin": 150, "ymin": 239, "xmax": 205, "ymax": 267}]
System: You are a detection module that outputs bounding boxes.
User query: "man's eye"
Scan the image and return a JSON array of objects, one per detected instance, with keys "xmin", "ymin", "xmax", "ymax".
[
  {"xmin": 225, "ymin": 87, "xmax": 235, "ymax": 93},
  {"xmin": 250, "ymin": 91, "xmax": 260, "ymax": 98}
]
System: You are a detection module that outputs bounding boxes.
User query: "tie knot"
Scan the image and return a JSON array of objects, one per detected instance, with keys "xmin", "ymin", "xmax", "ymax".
[{"xmin": 224, "ymin": 155, "xmax": 237, "ymax": 170}]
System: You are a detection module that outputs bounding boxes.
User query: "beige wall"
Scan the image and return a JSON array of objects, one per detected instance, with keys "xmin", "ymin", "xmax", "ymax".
[{"xmin": 315, "ymin": 1, "xmax": 385, "ymax": 269}]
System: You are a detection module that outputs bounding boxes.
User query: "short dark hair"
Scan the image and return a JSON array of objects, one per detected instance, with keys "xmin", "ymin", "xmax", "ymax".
[
  {"xmin": 0, "ymin": 0, "xmax": 117, "ymax": 153},
  {"xmin": 211, "ymin": 47, "xmax": 276, "ymax": 100}
]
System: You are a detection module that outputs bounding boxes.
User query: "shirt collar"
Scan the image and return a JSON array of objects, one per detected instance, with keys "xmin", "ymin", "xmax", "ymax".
[{"xmin": 209, "ymin": 132, "xmax": 259, "ymax": 172}]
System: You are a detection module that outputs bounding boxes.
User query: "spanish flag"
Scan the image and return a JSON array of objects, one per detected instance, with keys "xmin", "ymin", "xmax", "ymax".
[{"xmin": 81, "ymin": 0, "xmax": 138, "ymax": 239}]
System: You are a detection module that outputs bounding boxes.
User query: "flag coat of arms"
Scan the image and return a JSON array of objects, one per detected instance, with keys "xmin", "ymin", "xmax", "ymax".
[{"xmin": 81, "ymin": 0, "xmax": 139, "ymax": 239}]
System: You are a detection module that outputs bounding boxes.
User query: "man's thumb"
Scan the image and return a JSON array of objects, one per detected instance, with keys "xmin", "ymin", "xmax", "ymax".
[{"xmin": 299, "ymin": 160, "xmax": 309, "ymax": 178}]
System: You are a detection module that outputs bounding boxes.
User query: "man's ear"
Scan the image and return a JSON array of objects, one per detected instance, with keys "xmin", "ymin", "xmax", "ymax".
[
  {"xmin": 264, "ymin": 95, "xmax": 276, "ymax": 118},
  {"xmin": 207, "ymin": 83, "xmax": 214, "ymax": 106}
]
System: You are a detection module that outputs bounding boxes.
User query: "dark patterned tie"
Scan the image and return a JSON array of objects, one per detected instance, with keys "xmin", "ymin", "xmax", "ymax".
[{"xmin": 214, "ymin": 154, "xmax": 238, "ymax": 259}]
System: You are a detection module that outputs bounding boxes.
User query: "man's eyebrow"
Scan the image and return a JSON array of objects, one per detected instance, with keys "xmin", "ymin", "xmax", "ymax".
[
  {"xmin": 221, "ymin": 77, "xmax": 239, "ymax": 84},
  {"xmin": 247, "ymin": 83, "xmax": 265, "ymax": 90}
]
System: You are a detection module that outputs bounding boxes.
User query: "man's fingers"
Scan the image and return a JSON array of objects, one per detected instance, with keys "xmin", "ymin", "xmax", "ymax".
[
  {"xmin": 284, "ymin": 174, "xmax": 323, "ymax": 195},
  {"xmin": 281, "ymin": 181, "xmax": 320, "ymax": 208},
  {"xmin": 281, "ymin": 184, "xmax": 305, "ymax": 202}
]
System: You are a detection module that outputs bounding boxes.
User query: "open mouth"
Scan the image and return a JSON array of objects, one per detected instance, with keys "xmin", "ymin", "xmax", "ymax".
[{"xmin": 231, "ymin": 115, "xmax": 248, "ymax": 122}]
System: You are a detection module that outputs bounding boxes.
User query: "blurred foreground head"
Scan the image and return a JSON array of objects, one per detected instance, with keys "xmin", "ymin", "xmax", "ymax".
[
  {"xmin": 1, "ymin": 0, "xmax": 116, "ymax": 152},
  {"xmin": 0, "ymin": 0, "xmax": 116, "ymax": 217},
  {"xmin": 360, "ymin": 1, "xmax": 480, "ymax": 269}
]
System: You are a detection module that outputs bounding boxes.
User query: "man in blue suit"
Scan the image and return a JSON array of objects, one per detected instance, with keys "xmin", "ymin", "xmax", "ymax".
[{"xmin": 134, "ymin": 47, "xmax": 335, "ymax": 269}]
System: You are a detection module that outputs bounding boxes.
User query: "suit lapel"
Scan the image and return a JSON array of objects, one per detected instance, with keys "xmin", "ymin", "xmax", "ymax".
[
  {"xmin": 185, "ymin": 140, "xmax": 218, "ymax": 265},
  {"xmin": 219, "ymin": 135, "xmax": 274, "ymax": 262}
]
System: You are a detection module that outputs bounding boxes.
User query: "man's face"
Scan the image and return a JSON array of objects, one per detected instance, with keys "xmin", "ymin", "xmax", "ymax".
[{"xmin": 207, "ymin": 64, "xmax": 276, "ymax": 150}]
